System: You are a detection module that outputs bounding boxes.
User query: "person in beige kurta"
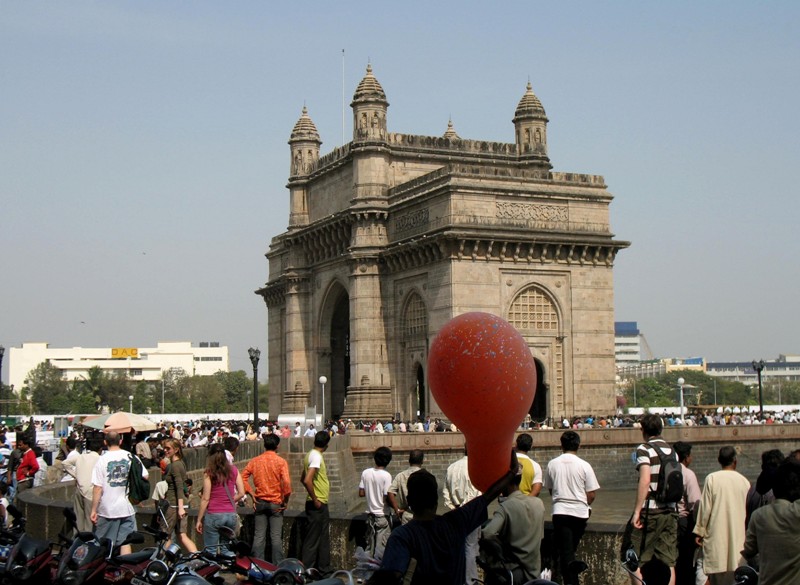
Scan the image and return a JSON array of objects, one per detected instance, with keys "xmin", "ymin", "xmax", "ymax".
[{"xmin": 693, "ymin": 446, "xmax": 751, "ymax": 585}]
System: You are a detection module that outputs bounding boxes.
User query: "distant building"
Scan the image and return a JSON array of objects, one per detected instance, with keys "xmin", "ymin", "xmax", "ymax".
[
  {"xmin": 8, "ymin": 341, "xmax": 229, "ymax": 390},
  {"xmin": 617, "ymin": 357, "xmax": 705, "ymax": 379},
  {"xmin": 615, "ymin": 322, "xmax": 642, "ymax": 367},
  {"xmin": 706, "ymin": 355, "xmax": 800, "ymax": 384}
]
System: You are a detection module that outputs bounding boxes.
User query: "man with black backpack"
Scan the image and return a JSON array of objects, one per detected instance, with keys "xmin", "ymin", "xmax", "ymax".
[
  {"xmin": 90, "ymin": 431, "xmax": 149, "ymax": 555},
  {"xmin": 628, "ymin": 414, "xmax": 681, "ymax": 585}
]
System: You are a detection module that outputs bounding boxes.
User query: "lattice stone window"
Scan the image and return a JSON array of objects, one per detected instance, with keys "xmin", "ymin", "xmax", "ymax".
[
  {"xmin": 404, "ymin": 293, "xmax": 427, "ymax": 338},
  {"xmin": 509, "ymin": 287, "xmax": 558, "ymax": 331}
]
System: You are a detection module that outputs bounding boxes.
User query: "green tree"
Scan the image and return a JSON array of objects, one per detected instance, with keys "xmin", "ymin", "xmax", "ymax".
[
  {"xmin": 214, "ymin": 370, "xmax": 250, "ymax": 412},
  {"xmin": 181, "ymin": 375, "xmax": 226, "ymax": 412},
  {"xmin": 24, "ymin": 361, "xmax": 70, "ymax": 413}
]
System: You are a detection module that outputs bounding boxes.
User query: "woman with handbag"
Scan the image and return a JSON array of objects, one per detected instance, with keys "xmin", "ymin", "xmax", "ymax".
[
  {"xmin": 159, "ymin": 439, "xmax": 197, "ymax": 552},
  {"xmin": 196, "ymin": 443, "xmax": 245, "ymax": 552}
]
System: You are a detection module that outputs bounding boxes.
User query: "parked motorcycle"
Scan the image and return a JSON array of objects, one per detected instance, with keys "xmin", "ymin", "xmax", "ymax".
[
  {"xmin": 132, "ymin": 545, "xmax": 226, "ymax": 585},
  {"xmin": 3, "ymin": 505, "xmax": 76, "ymax": 584},
  {"xmin": 0, "ymin": 505, "xmax": 29, "ymax": 567}
]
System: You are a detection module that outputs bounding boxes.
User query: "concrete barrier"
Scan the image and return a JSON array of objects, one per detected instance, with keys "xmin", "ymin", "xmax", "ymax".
[{"xmin": 19, "ymin": 425, "xmax": 800, "ymax": 585}]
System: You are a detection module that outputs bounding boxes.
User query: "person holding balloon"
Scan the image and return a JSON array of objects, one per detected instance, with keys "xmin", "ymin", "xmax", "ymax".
[
  {"xmin": 370, "ymin": 451, "xmax": 521, "ymax": 585},
  {"xmin": 370, "ymin": 312, "xmax": 540, "ymax": 585}
]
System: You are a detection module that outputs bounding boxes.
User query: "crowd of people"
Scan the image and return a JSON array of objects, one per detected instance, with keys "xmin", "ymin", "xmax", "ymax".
[
  {"xmin": 622, "ymin": 414, "xmax": 800, "ymax": 585},
  {"xmin": 1, "ymin": 414, "xmax": 798, "ymax": 585}
]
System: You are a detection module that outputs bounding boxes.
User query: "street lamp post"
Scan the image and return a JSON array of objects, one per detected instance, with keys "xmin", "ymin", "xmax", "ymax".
[
  {"xmin": 128, "ymin": 395, "xmax": 134, "ymax": 413},
  {"xmin": 0, "ymin": 345, "xmax": 5, "ymax": 420},
  {"xmin": 677, "ymin": 377, "xmax": 685, "ymax": 422},
  {"xmin": 248, "ymin": 348, "xmax": 261, "ymax": 429},
  {"xmin": 752, "ymin": 359, "xmax": 765, "ymax": 420},
  {"xmin": 318, "ymin": 376, "xmax": 327, "ymax": 426}
]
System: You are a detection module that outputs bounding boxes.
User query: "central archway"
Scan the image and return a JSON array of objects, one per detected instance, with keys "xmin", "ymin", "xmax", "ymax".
[
  {"xmin": 414, "ymin": 363, "xmax": 426, "ymax": 418},
  {"xmin": 329, "ymin": 294, "xmax": 350, "ymax": 420},
  {"xmin": 530, "ymin": 358, "xmax": 548, "ymax": 423}
]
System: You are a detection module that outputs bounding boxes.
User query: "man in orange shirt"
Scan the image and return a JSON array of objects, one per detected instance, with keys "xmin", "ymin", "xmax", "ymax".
[{"xmin": 242, "ymin": 433, "xmax": 292, "ymax": 562}]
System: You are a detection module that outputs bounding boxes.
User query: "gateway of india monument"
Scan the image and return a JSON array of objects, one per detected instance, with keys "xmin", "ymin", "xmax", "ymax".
[{"xmin": 257, "ymin": 65, "xmax": 629, "ymax": 424}]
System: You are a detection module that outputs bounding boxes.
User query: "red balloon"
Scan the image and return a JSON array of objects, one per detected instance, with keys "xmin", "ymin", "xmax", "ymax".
[{"xmin": 428, "ymin": 312, "xmax": 536, "ymax": 492}]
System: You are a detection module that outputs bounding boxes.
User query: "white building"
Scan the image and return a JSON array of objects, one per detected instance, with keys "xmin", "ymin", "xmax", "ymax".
[
  {"xmin": 615, "ymin": 322, "xmax": 642, "ymax": 368},
  {"xmin": 8, "ymin": 341, "xmax": 229, "ymax": 390}
]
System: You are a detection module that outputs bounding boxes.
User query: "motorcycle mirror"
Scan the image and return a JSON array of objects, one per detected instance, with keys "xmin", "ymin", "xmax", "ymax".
[
  {"xmin": 63, "ymin": 507, "xmax": 78, "ymax": 523},
  {"xmin": 218, "ymin": 526, "xmax": 236, "ymax": 539},
  {"xmin": 733, "ymin": 566, "xmax": 758, "ymax": 584},
  {"xmin": 234, "ymin": 540, "xmax": 252, "ymax": 556}
]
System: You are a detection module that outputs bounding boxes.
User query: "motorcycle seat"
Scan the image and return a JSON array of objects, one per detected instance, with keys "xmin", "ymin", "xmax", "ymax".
[{"xmin": 115, "ymin": 548, "xmax": 155, "ymax": 564}]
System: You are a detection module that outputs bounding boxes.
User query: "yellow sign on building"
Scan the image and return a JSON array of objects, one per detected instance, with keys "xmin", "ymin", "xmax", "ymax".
[{"xmin": 111, "ymin": 347, "xmax": 139, "ymax": 359}]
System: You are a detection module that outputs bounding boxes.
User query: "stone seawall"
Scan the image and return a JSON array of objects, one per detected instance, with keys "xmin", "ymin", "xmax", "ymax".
[{"xmin": 19, "ymin": 425, "xmax": 800, "ymax": 585}]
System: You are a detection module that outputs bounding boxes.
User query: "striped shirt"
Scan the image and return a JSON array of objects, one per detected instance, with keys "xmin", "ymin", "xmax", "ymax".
[{"xmin": 635, "ymin": 438, "xmax": 676, "ymax": 511}]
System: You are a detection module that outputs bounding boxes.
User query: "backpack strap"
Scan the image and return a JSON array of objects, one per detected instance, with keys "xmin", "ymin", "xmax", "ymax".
[{"xmin": 125, "ymin": 453, "xmax": 133, "ymax": 497}]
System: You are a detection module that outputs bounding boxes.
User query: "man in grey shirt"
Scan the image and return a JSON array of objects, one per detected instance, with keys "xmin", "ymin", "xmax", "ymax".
[
  {"xmin": 387, "ymin": 449, "xmax": 424, "ymax": 525},
  {"xmin": 481, "ymin": 468, "xmax": 545, "ymax": 582}
]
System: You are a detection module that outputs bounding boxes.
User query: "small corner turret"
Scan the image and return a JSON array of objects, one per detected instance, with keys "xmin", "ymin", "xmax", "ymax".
[
  {"xmin": 289, "ymin": 106, "xmax": 322, "ymax": 178},
  {"xmin": 287, "ymin": 106, "xmax": 321, "ymax": 228},
  {"xmin": 513, "ymin": 81, "xmax": 550, "ymax": 169},
  {"xmin": 351, "ymin": 63, "xmax": 389, "ymax": 143}
]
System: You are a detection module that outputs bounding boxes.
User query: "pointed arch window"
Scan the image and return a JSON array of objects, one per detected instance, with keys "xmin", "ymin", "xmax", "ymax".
[
  {"xmin": 404, "ymin": 293, "xmax": 427, "ymax": 338},
  {"xmin": 509, "ymin": 286, "xmax": 558, "ymax": 331}
]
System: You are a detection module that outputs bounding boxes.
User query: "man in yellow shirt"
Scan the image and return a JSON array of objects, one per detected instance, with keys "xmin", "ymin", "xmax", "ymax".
[
  {"xmin": 515, "ymin": 433, "xmax": 543, "ymax": 497},
  {"xmin": 301, "ymin": 431, "xmax": 331, "ymax": 574}
]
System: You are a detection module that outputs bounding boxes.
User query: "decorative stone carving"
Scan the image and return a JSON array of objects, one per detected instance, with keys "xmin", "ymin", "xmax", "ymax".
[
  {"xmin": 394, "ymin": 208, "xmax": 429, "ymax": 234},
  {"xmin": 496, "ymin": 201, "xmax": 568, "ymax": 223}
]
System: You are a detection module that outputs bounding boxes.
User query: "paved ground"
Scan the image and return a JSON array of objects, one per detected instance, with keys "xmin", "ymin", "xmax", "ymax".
[{"xmin": 484, "ymin": 488, "xmax": 635, "ymax": 533}]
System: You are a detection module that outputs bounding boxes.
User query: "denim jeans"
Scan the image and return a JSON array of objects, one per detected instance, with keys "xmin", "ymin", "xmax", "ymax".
[
  {"xmin": 253, "ymin": 500, "xmax": 284, "ymax": 563},
  {"xmin": 366, "ymin": 514, "xmax": 391, "ymax": 557},
  {"xmin": 203, "ymin": 512, "xmax": 237, "ymax": 554}
]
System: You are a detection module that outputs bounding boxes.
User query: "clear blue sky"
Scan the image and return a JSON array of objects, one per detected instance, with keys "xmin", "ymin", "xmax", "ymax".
[{"xmin": 2, "ymin": 1, "xmax": 798, "ymax": 382}]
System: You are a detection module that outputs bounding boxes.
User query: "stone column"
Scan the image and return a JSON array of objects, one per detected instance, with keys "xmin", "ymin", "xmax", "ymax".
[
  {"xmin": 281, "ymin": 271, "xmax": 312, "ymax": 413},
  {"xmin": 344, "ymin": 257, "xmax": 393, "ymax": 419}
]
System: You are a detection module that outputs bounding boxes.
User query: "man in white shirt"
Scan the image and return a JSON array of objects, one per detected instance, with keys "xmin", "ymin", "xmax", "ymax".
[
  {"xmin": 60, "ymin": 437, "xmax": 80, "ymax": 482},
  {"xmin": 544, "ymin": 431, "xmax": 600, "ymax": 585},
  {"xmin": 90, "ymin": 431, "xmax": 149, "ymax": 554},
  {"xmin": 304, "ymin": 424, "xmax": 317, "ymax": 438},
  {"xmin": 443, "ymin": 450, "xmax": 482, "ymax": 584},
  {"xmin": 359, "ymin": 446, "xmax": 393, "ymax": 556}
]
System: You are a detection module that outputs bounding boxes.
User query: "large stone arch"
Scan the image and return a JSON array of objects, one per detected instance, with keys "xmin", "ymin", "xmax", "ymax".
[
  {"xmin": 400, "ymin": 290, "xmax": 428, "ymax": 420},
  {"xmin": 317, "ymin": 280, "xmax": 351, "ymax": 421},
  {"xmin": 507, "ymin": 284, "xmax": 564, "ymax": 424}
]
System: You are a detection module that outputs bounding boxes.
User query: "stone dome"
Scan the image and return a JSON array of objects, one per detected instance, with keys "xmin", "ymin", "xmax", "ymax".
[
  {"xmin": 290, "ymin": 106, "xmax": 320, "ymax": 143},
  {"xmin": 352, "ymin": 63, "xmax": 388, "ymax": 104},
  {"xmin": 514, "ymin": 82, "xmax": 546, "ymax": 118},
  {"xmin": 443, "ymin": 119, "xmax": 460, "ymax": 139}
]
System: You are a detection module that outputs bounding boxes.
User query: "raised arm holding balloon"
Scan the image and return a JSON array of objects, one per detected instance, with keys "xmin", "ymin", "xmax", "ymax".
[
  {"xmin": 370, "ymin": 450, "xmax": 519, "ymax": 585},
  {"xmin": 371, "ymin": 311, "xmax": 535, "ymax": 585}
]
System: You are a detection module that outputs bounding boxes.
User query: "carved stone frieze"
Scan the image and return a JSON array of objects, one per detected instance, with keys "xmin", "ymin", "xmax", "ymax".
[
  {"xmin": 496, "ymin": 201, "xmax": 568, "ymax": 223},
  {"xmin": 394, "ymin": 208, "xmax": 429, "ymax": 234}
]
